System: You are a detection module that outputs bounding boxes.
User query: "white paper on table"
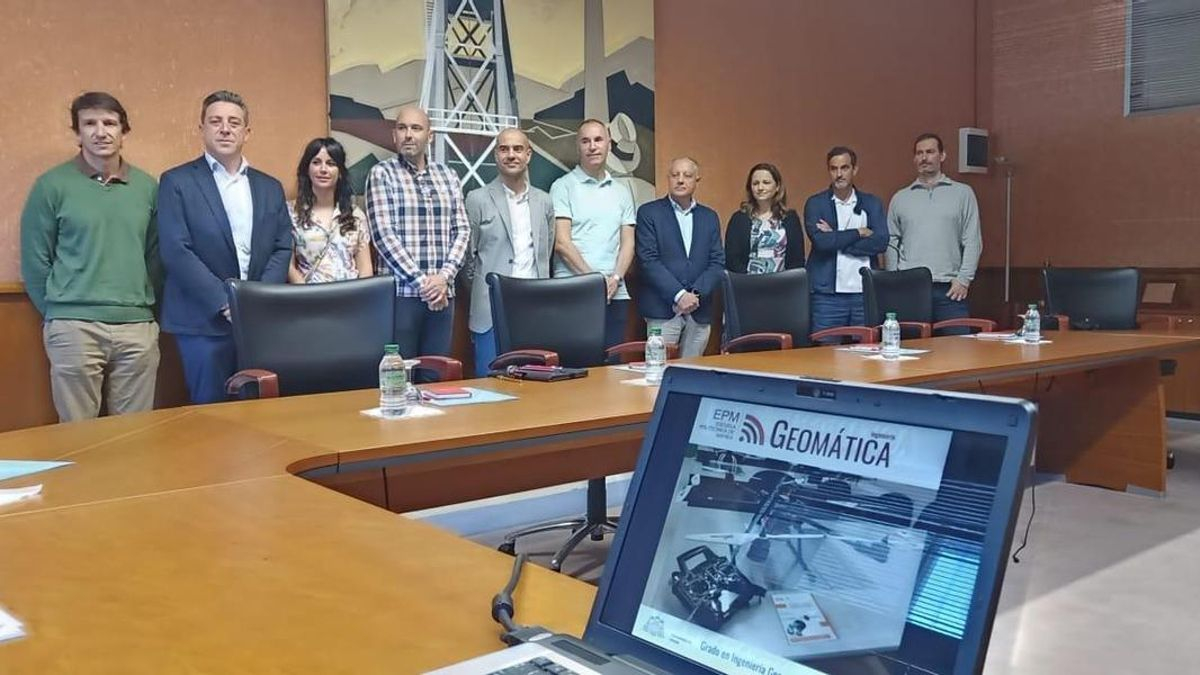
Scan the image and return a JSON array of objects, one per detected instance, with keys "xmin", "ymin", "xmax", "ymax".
[
  {"xmin": 360, "ymin": 405, "xmax": 446, "ymax": 420},
  {"xmin": 865, "ymin": 354, "xmax": 921, "ymax": 361},
  {"xmin": 838, "ymin": 345, "xmax": 930, "ymax": 355},
  {"xmin": 0, "ymin": 606, "xmax": 25, "ymax": 643},
  {"xmin": 619, "ymin": 377, "xmax": 660, "ymax": 387},
  {"xmin": 0, "ymin": 484, "xmax": 42, "ymax": 507}
]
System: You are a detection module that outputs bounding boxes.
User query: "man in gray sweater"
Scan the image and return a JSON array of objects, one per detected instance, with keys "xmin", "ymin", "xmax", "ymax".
[{"xmin": 885, "ymin": 132, "xmax": 982, "ymax": 328}]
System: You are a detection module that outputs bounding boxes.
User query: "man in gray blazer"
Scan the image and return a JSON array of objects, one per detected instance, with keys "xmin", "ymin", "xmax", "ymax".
[{"xmin": 463, "ymin": 127, "xmax": 555, "ymax": 375}]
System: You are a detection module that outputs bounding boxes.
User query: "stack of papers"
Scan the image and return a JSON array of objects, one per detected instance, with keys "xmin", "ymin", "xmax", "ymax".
[
  {"xmin": 0, "ymin": 606, "xmax": 24, "ymax": 643},
  {"xmin": 964, "ymin": 332, "xmax": 1053, "ymax": 345}
]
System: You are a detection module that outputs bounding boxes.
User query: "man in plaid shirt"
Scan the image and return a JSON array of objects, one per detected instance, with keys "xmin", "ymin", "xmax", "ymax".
[{"xmin": 366, "ymin": 105, "xmax": 469, "ymax": 361}]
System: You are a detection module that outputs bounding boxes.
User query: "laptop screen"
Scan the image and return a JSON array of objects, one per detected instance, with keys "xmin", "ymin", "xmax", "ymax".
[{"xmin": 592, "ymin": 374, "xmax": 1031, "ymax": 675}]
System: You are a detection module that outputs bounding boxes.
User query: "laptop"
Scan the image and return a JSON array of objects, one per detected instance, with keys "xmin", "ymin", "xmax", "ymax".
[{"xmin": 428, "ymin": 366, "xmax": 1036, "ymax": 675}]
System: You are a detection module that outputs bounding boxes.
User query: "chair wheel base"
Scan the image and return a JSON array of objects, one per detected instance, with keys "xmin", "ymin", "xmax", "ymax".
[{"xmin": 498, "ymin": 541, "xmax": 516, "ymax": 556}]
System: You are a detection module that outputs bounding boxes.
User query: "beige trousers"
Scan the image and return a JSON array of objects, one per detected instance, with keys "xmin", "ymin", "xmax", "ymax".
[
  {"xmin": 645, "ymin": 314, "xmax": 712, "ymax": 359},
  {"xmin": 42, "ymin": 319, "xmax": 160, "ymax": 422}
]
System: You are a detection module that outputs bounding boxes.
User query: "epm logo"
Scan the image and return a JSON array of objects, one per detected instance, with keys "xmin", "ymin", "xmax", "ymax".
[{"xmin": 739, "ymin": 414, "xmax": 765, "ymax": 445}]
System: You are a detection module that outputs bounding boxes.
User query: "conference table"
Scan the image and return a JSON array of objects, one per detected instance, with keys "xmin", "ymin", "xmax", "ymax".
[{"xmin": 0, "ymin": 330, "xmax": 1197, "ymax": 673}]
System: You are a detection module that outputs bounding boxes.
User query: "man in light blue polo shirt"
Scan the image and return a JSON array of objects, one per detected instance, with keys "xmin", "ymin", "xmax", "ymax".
[{"xmin": 551, "ymin": 118, "xmax": 637, "ymax": 348}]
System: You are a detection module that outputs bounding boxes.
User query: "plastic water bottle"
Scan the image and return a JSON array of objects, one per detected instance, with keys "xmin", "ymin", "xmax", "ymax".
[
  {"xmin": 645, "ymin": 327, "xmax": 666, "ymax": 385},
  {"xmin": 1023, "ymin": 304, "xmax": 1042, "ymax": 344},
  {"xmin": 881, "ymin": 312, "xmax": 901, "ymax": 360},
  {"xmin": 379, "ymin": 344, "xmax": 408, "ymax": 418}
]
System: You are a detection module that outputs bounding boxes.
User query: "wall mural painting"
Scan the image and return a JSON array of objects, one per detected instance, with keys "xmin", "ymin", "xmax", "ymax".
[{"xmin": 327, "ymin": 0, "xmax": 656, "ymax": 200}]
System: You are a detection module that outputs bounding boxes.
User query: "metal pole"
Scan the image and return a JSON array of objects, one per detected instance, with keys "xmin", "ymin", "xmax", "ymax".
[{"xmin": 1004, "ymin": 168, "xmax": 1013, "ymax": 304}]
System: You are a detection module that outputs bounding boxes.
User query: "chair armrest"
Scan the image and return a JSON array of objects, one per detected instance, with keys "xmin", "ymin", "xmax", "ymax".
[
  {"xmin": 412, "ymin": 356, "xmax": 463, "ymax": 382},
  {"xmin": 605, "ymin": 341, "xmax": 681, "ymax": 364},
  {"xmin": 225, "ymin": 369, "xmax": 280, "ymax": 399},
  {"xmin": 810, "ymin": 326, "xmax": 877, "ymax": 344},
  {"xmin": 897, "ymin": 321, "xmax": 932, "ymax": 338},
  {"xmin": 722, "ymin": 332, "xmax": 794, "ymax": 354},
  {"xmin": 1052, "ymin": 314, "xmax": 1070, "ymax": 331},
  {"xmin": 933, "ymin": 318, "xmax": 997, "ymax": 334},
  {"xmin": 489, "ymin": 349, "xmax": 560, "ymax": 371}
]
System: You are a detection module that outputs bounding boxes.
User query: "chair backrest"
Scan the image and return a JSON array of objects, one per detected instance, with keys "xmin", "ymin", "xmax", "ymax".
[
  {"xmin": 487, "ymin": 272, "xmax": 608, "ymax": 368},
  {"xmin": 1042, "ymin": 267, "xmax": 1140, "ymax": 330},
  {"xmin": 227, "ymin": 276, "xmax": 395, "ymax": 396},
  {"xmin": 721, "ymin": 269, "xmax": 813, "ymax": 348},
  {"xmin": 860, "ymin": 267, "xmax": 934, "ymax": 325}
]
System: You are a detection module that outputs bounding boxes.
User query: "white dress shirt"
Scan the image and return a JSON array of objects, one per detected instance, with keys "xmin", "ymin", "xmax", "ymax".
[
  {"xmin": 833, "ymin": 190, "xmax": 869, "ymax": 293},
  {"xmin": 206, "ymin": 152, "xmax": 253, "ymax": 280},
  {"xmin": 504, "ymin": 183, "xmax": 535, "ymax": 279}
]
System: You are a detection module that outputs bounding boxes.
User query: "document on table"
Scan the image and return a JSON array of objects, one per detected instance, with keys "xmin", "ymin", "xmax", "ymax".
[
  {"xmin": 837, "ymin": 345, "xmax": 930, "ymax": 356},
  {"xmin": 0, "ymin": 484, "xmax": 42, "ymax": 508},
  {"xmin": 0, "ymin": 460, "xmax": 72, "ymax": 482},
  {"xmin": 0, "ymin": 606, "xmax": 24, "ymax": 643}
]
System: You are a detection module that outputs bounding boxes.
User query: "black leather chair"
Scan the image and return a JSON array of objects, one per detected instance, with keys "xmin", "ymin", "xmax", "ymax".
[
  {"xmin": 486, "ymin": 272, "xmax": 658, "ymax": 572},
  {"xmin": 860, "ymin": 267, "xmax": 997, "ymax": 338},
  {"xmin": 721, "ymin": 269, "xmax": 874, "ymax": 352},
  {"xmin": 1040, "ymin": 267, "xmax": 1175, "ymax": 467},
  {"xmin": 224, "ymin": 277, "xmax": 461, "ymax": 398},
  {"xmin": 1041, "ymin": 267, "xmax": 1140, "ymax": 330}
]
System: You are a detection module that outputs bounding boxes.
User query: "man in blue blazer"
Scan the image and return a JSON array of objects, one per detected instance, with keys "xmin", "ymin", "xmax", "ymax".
[
  {"xmin": 157, "ymin": 91, "xmax": 293, "ymax": 403},
  {"xmin": 634, "ymin": 157, "xmax": 725, "ymax": 357},
  {"xmin": 802, "ymin": 147, "xmax": 889, "ymax": 339}
]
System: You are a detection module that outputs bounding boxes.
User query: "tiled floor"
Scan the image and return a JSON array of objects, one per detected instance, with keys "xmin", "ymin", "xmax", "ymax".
[{"xmin": 460, "ymin": 418, "xmax": 1200, "ymax": 674}]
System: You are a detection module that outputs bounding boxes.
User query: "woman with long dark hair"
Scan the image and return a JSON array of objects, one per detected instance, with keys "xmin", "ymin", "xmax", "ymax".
[
  {"xmin": 287, "ymin": 137, "xmax": 373, "ymax": 283},
  {"xmin": 723, "ymin": 162, "xmax": 805, "ymax": 274}
]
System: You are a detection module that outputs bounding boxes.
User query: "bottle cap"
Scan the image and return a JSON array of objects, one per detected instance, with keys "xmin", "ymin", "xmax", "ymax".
[
  {"xmin": 649, "ymin": 327, "xmax": 662, "ymax": 336},
  {"xmin": 885, "ymin": 312, "xmax": 897, "ymax": 320},
  {"xmin": 384, "ymin": 344, "xmax": 399, "ymax": 355}
]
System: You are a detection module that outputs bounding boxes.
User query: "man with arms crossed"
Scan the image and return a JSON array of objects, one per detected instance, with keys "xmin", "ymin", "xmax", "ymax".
[
  {"xmin": 157, "ymin": 90, "xmax": 293, "ymax": 404},
  {"xmin": 886, "ymin": 132, "xmax": 982, "ymax": 328},
  {"xmin": 366, "ymin": 105, "xmax": 469, "ymax": 362},
  {"xmin": 550, "ymin": 119, "xmax": 637, "ymax": 348},
  {"xmin": 21, "ymin": 91, "xmax": 161, "ymax": 421},
  {"xmin": 463, "ymin": 128, "xmax": 555, "ymax": 376},
  {"xmin": 803, "ymin": 146, "xmax": 888, "ymax": 339},
  {"xmin": 634, "ymin": 157, "xmax": 724, "ymax": 357}
]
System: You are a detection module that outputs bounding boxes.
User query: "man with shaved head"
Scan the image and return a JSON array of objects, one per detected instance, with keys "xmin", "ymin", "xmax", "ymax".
[
  {"xmin": 463, "ymin": 127, "xmax": 555, "ymax": 375},
  {"xmin": 366, "ymin": 104, "xmax": 470, "ymax": 364},
  {"xmin": 634, "ymin": 157, "xmax": 724, "ymax": 357},
  {"xmin": 551, "ymin": 119, "xmax": 638, "ymax": 348}
]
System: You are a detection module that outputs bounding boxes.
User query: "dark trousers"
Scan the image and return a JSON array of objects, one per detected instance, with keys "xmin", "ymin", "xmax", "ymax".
[
  {"xmin": 931, "ymin": 282, "xmax": 971, "ymax": 335},
  {"xmin": 811, "ymin": 292, "xmax": 866, "ymax": 343},
  {"xmin": 174, "ymin": 333, "xmax": 238, "ymax": 404},
  {"xmin": 394, "ymin": 297, "xmax": 455, "ymax": 381},
  {"xmin": 605, "ymin": 300, "xmax": 630, "ymax": 350}
]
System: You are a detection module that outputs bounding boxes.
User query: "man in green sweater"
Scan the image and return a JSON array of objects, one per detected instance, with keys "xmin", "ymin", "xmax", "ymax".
[{"xmin": 20, "ymin": 91, "xmax": 161, "ymax": 423}]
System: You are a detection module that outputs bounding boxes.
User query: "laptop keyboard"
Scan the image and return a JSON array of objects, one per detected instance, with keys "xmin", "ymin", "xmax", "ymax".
[{"xmin": 487, "ymin": 656, "xmax": 586, "ymax": 675}]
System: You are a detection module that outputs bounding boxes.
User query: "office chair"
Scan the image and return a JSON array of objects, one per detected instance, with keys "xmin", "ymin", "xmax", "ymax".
[
  {"xmin": 1041, "ymin": 267, "xmax": 1140, "ymax": 331},
  {"xmin": 486, "ymin": 272, "xmax": 663, "ymax": 572},
  {"xmin": 721, "ymin": 269, "xmax": 875, "ymax": 353},
  {"xmin": 224, "ymin": 277, "xmax": 461, "ymax": 398},
  {"xmin": 1040, "ymin": 267, "xmax": 1174, "ymax": 467},
  {"xmin": 860, "ymin": 267, "xmax": 996, "ymax": 338}
]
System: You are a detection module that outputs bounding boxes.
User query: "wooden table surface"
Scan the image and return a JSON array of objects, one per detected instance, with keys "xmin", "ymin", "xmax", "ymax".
[{"xmin": 1, "ymin": 331, "xmax": 1197, "ymax": 673}]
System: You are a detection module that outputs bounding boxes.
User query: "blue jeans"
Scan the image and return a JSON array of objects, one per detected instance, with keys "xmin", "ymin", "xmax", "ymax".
[
  {"xmin": 931, "ymin": 282, "xmax": 970, "ymax": 334},
  {"xmin": 606, "ymin": 300, "xmax": 630, "ymax": 349},
  {"xmin": 811, "ymin": 292, "xmax": 866, "ymax": 344},
  {"xmin": 471, "ymin": 328, "xmax": 498, "ymax": 377},
  {"xmin": 174, "ymin": 333, "xmax": 237, "ymax": 404},
  {"xmin": 394, "ymin": 297, "xmax": 455, "ymax": 381}
]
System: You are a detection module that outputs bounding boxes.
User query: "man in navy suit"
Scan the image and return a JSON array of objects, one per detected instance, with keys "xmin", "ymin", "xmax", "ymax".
[
  {"xmin": 634, "ymin": 157, "xmax": 725, "ymax": 357},
  {"xmin": 157, "ymin": 90, "xmax": 292, "ymax": 403},
  {"xmin": 802, "ymin": 146, "xmax": 889, "ymax": 341}
]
